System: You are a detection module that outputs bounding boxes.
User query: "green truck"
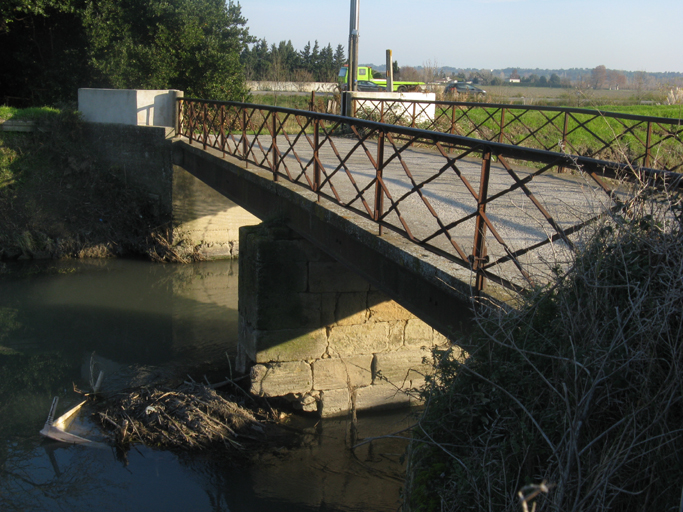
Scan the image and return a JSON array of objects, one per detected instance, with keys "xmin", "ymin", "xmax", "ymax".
[{"xmin": 338, "ymin": 65, "xmax": 424, "ymax": 92}]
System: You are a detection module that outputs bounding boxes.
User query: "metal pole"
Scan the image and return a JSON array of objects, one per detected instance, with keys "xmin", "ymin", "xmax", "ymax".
[
  {"xmin": 472, "ymin": 151, "xmax": 492, "ymax": 294},
  {"xmin": 314, "ymin": 117, "xmax": 321, "ymax": 202},
  {"xmin": 559, "ymin": 111, "xmax": 569, "ymax": 173},
  {"xmin": 645, "ymin": 121, "xmax": 652, "ymax": 168},
  {"xmin": 375, "ymin": 128, "xmax": 385, "ymax": 235},
  {"xmin": 272, "ymin": 112, "xmax": 279, "ymax": 181},
  {"xmin": 242, "ymin": 109, "xmax": 248, "ymax": 168},
  {"xmin": 348, "ymin": 0, "xmax": 360, "ymax": 92},
  {"xmin": 386, "ymin": 49, "xmax": 393, "ymax": 93}
]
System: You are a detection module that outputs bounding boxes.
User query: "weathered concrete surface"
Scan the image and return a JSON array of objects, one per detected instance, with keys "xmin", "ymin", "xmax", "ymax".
[
  {"xmin": 78, "ymin": 88, "xmax": 183, "ymax": 128},
  {"xmin": 80, "ymin": 123, "xmax": 259, "ymax": 257},
  {"xmin": 82, "ymin": 124, "xmax": 175, "ymax": 219},
  {"xmin": 238, "ymin": 224, "xmax": 458, "ymax": 416},
  {"xmin": 247, "ymin": 81, "xmax": 338, "ymax": 93},
  {"xmin": 172, "ymin": 166, "xmax": 259, "ymax": 258}
]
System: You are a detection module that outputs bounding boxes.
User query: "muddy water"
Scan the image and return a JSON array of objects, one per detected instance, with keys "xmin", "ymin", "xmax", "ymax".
[{"xmin": 0, "ymin": 259, "xmax": 412, "ymax": 511}]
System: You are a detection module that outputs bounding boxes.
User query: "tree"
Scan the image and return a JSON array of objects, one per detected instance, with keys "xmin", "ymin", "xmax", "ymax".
[
  {"xmin": 334, "ymin": 44, "xmax": 346, "ymax": 70},
  {"xmin": 607, "ymin": 69, "xmax": 627, "ymax": 90},
  {"xmin": 0, "ymin": 0, "xmax": 90, "ymax": 105},
  {"xmin": 400, "ymin": 66, "xmax": 420, "ymax": 81},
  {"xmin": 83, "ymin": 0, "xmax": 253, "ymax": 101},
  {"xmin": 0, "ymin": 0, "xmax": 254, "ymax": 105},
  {"xmin": 591, "ymin": 64, "xmax": 607, "ymax": 89}
]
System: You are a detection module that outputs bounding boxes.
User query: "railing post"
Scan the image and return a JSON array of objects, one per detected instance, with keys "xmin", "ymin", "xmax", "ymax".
[
  {"xmin": 314, "ymin": 117, "xmax": 321, "ymax": 201},
  {"xmin": 645, "ymin": 121, "xmax": 653, "ymax": 168},
  {"xmin": 472, "ymin": 150, "xmax": 492, "ymax": 294},
  {"xmin": 242, "ymin": 108, "xmax": 248, "ymax": 168},
  {"xmin": 188, "ymin": 102, "xmax": 195, "ymax": 144},
  {"xmin": 381, "ymin": 100, "xmax": 385, "ymax": 124},
  {"xmin": 411, "ymin": 102, "xmax": 417, "ymax": 128},
  {"xmin": 176, "ymin": 98, "xmax": 182, "ymax": 138},
  {"xmin": 498, "ymin": 107, "xmax": 507, "ymax": 144},
  {"xmin": 374, "ymin": 128, "xmax": 386, "ymax": 235},
  {"xmin": 202, "ymin": 103, "xmax": 208, "ymax": 150},
  {"xmin": 272, "ymin": 112, "xmax": 279, "ymax": 182},
  {"xmin": 558, "ymin": 111, "xmax": 569, "ymax": 173},
  {"xmin": 220, "ymin": 105, "xmax": 226, "ymax": 157}
]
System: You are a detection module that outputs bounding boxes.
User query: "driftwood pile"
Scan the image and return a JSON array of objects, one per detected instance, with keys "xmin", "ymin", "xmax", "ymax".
[{"xmin": 95, "ymin": 382, "xmax": 267, "ymax": 450}]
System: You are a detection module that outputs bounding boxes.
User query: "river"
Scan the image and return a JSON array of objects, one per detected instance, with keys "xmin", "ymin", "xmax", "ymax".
[{"xmin": 0, "ymin": 259, "xmax": 413, "ymax": 511}]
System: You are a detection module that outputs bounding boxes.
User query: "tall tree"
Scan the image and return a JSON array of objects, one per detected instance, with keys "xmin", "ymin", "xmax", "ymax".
[
  {"xmin": 591, "ymin": 65, "xmax": 607, "ymax": 89},
  {"xmin": 334, "ymin": 44, "xmax": 346, "ymax": 71},
  {"xmin": 0, "ymin": 0, "xmax": 90, "ymax": 105},
  {"xmin": 83, "ymin": 0, "xmax": 253, "ymax": 100},
  {"xmin": 0, "ymin": 0, "xmax": 253, "ymax": 105}
]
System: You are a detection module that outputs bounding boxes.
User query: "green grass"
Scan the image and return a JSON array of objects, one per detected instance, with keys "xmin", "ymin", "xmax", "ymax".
[
  {"xmin": 415, "ymin": 102, "xmax": 682, "ymax": 170},
  {"xmin": 0, "ymin": 107, "xmax": 61, "ymax": 191},
  {"xmin": 247, "ymin": 94, "xmax": 315, "ymax": 111},
  {"xmin": 598, "ymin": 104, "xmax": 683, "ymax": 119},
  {"xmin": 0, "ymin": 106, "xmax": 60, "ymax": 122}
]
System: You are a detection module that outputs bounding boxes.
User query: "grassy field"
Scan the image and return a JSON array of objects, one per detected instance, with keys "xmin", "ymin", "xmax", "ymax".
[{"xmin": 0, "ymin": 106, "xmax": 59, "ymax": 122}]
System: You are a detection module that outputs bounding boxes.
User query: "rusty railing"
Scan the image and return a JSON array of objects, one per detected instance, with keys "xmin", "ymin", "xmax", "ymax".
[
  {"xmin": 177, "ymin": 98, "xmax": 677, "ymax": 295},
  {"xmin": 351, "ymin": 97, "xmax": 683, "ymax": 173}
]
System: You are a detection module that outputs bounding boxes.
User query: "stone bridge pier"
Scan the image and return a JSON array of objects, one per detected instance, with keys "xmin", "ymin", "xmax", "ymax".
[{"xmin": 237, "ymin": 223, "xmax": 459, "ymax": 418}]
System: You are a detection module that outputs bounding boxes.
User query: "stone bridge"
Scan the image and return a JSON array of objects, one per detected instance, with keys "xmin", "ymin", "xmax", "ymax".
[{"xmin": 78, "ymin": 88, "xmax": 636, "ymax": 417}]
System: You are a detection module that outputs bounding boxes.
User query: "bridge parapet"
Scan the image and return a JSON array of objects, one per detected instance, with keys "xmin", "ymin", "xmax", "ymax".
[{"xmin": 79, "ymin": 88, "xmax": 183, "ymax": 129}]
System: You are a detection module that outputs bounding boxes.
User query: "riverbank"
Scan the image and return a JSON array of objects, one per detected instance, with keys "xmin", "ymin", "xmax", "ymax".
[{"xmin": 0, "ymin": 109, "xmax": 197, "ymax": 264}]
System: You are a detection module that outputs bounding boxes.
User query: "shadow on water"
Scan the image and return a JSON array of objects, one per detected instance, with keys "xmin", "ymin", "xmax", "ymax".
[{"xmin": 0, "ymin": 259, "xmax": 410, "ymax": 512}]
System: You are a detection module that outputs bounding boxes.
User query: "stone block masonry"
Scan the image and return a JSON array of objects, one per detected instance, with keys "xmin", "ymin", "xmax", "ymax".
[{"xmin": 238, "ymin": 223, "xmax": 460, "ymax": 417}]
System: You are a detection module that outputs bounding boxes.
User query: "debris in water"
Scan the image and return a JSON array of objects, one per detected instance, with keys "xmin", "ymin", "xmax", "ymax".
[
  {"xmin": 39, "ymin": 397, "xmax": 106, "ymax": 447},
  {"xmin": 94, "ymin": 381, "xmax": 268, "ymax": 450},
  {"xmin": 39, "ymin": 370, "xmax": 106, "ymax": 447}
]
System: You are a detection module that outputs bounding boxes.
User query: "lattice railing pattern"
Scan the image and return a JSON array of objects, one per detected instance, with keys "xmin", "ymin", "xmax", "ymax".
[
  {"xmin": 352, "ymin": 98, "xmax": 683, "ymax": 173},
  {"xmin": 178, "ymin": 98, "xmax": 673, "ymax": 294}
]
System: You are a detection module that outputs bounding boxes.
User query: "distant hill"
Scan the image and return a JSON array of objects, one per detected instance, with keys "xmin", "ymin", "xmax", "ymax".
[{"xmin": 363, "ymin": 63, "xmax": 683, "ymax": 82}]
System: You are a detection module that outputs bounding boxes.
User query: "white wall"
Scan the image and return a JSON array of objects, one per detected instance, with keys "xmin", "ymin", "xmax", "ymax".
[
  {"xmin": 78, "ymin": 89, "xmax": 183, "ymax": 127},
  {"xmin": 247, "ymin": 81, "xmax": 339, "ymax": 93},
  {"xmin": 351, "ymin": 91, "xmax": 437, "ymax": 123}
]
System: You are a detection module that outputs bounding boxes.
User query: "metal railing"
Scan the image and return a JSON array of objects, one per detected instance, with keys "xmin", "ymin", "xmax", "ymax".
[
  {"xmin": 351, "ymin": 98, "xmax": 683, "ymax": 173},
  {"xmin": 177, "ymin": 97, "xmax": 677, "ymax": 295}
]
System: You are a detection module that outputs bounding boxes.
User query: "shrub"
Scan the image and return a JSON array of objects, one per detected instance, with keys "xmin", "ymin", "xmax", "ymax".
[{"xmin": 409, "ymin": 184, "xmax": 683, "ymax": 511}]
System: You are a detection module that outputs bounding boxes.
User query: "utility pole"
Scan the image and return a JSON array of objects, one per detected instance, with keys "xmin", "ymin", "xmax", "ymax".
[{"xmin": 348, "ymin": 0, "xmax": 359, "ymax": 92}]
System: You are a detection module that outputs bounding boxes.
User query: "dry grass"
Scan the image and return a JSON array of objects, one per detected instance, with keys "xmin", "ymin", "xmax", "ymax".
[{"xmin": 408, "ymin": 180, "xmax": 683, "ymax": 511}]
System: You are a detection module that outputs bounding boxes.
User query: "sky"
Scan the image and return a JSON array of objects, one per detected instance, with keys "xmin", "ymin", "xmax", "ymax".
[{"xmin": 238, "ymin": 0, "xmax": 683, "ymax": 73}]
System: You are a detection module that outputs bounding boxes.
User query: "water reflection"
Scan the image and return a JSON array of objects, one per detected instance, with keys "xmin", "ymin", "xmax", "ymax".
[{"xmin": 0, "ymin": 259, "xmax": 408, "ymax": 511}]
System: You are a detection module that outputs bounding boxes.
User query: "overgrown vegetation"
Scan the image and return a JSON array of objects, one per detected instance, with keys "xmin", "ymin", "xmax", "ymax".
[
  {"xmin": 1, "ymin": 0, "xmax": 252, "ymax": 106},
  {"xmin": 0, "ymin": 109, "xmax": 192, "ymax": 261},
  {"xmin": 409, "ymin": 182, "xmax": 683, "ymax": 511},
  {"xmin": 241, "ymin": 39, "xmax": 346, "ymax": 83}
]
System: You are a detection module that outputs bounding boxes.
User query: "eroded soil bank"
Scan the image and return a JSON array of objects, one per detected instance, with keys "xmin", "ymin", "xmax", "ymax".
[{"xmin": 0, "ymin": 112, "xmax": 195, "ymax": 265}]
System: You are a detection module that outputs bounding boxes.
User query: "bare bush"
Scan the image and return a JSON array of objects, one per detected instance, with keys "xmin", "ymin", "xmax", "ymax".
[
  {"xmin": 409, "ymin": 183, "xmax": 683, "ymax": 511},
  {"xmin": 666, "ymin": 87, "xmax": 683, "ymax": 105}
]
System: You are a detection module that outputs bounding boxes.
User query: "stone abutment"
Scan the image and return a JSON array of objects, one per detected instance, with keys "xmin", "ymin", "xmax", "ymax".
[{"xmin": 237, "ymin": 223, "xmax": 462, "ymax": 417}]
